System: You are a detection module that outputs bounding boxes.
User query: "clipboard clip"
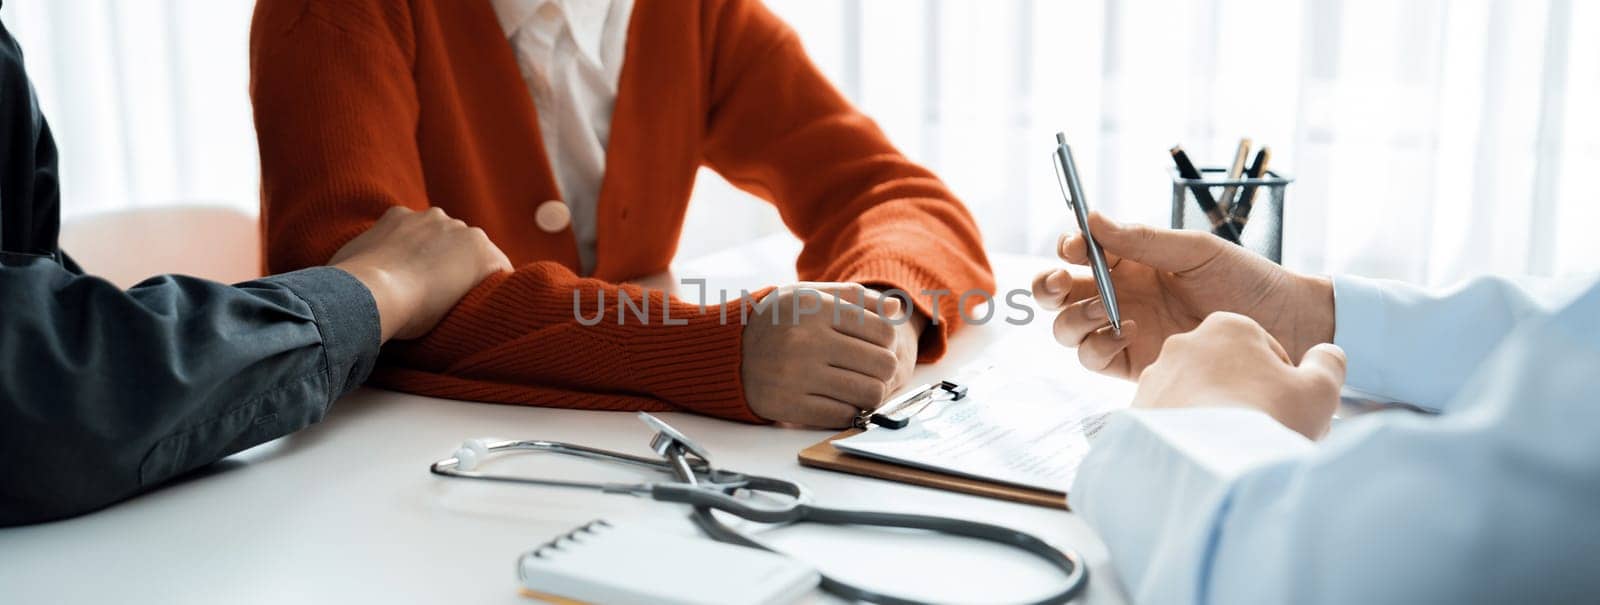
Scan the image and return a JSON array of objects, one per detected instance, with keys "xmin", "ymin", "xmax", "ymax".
[{"xmin": 853, "ymin": 380, "xmax": 969, "ymax": 430}]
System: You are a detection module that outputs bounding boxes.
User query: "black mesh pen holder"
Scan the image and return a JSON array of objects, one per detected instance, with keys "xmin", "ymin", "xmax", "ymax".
[{"xmin": 1169, "ymin": 168, "xmax": 1292, "ymax": 264}]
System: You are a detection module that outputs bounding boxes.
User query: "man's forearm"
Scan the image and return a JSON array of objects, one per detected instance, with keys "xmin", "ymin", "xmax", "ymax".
[{"xmin": 0, "ymin": 261, "xmax": 380, "ymax": 525}]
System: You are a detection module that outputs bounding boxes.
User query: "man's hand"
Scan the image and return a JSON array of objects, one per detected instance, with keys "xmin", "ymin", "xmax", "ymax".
[
  {"xmin": 1133, "ymin": 312, "xmax": 1347, "ymax": 439},
  {"xmin": 1032, "ymin": 213, "xmax": 1335, "ymax": 380},
  {"xmin": 741, "ymin": 283, "xmax": 920, "ymax": 428},
  {"xmin": 329, "ymin": 206, "xmax": 512, "ymax": 342}
]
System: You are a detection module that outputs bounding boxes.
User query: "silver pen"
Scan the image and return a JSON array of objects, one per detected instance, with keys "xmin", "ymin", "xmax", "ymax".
[{"xmin": 1051, "ymin": 132, "xmax": 1122, "ymax": 336}]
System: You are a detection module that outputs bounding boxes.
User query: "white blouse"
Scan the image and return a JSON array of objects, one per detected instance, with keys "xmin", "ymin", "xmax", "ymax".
[{"xmin": 490, "ymin": 0, "xmax": 635, "ymax": 275}]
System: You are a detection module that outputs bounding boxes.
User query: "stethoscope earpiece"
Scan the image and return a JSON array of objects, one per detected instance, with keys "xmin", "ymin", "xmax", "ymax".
[{"xmin": 453, "ymin": 438, "xmax": 491, "ymax": 472}]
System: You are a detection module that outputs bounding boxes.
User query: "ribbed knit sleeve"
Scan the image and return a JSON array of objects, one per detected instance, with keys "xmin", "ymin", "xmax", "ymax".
[
  {"xmin": 249, "ymin": 0, "xmax": 763, "ymax": 422},
  {"xmin": 250, "ymin": 0, "xmax": 429, "ymax": 268},
  {"xmin": 699, "ymin": 0, "xmax": 996, "ymax": 361},
  {"xmin": 378, "ymin": 268, "xmax": 767, "ymax": 422}
]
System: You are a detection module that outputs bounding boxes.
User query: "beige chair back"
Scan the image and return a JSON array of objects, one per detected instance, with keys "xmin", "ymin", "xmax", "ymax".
[{"xmin": 58, "ymin": 206, "xmax": 261, "ymax": 289}]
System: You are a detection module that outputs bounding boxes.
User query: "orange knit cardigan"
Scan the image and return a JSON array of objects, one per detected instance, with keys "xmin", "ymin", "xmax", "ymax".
[{"xmin": 249, "ymin": 0, "xmax": 995, "ymax": 422}]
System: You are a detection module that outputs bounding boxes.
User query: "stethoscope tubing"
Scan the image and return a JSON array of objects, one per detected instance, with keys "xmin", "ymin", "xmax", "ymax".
[
  {"xmin": 685, "ymin": 502, "xmax": 1088, "ymax": 605},
  {"xmin": 432, "ymin": 438, "xmax": 1088, "ymax": 604}
]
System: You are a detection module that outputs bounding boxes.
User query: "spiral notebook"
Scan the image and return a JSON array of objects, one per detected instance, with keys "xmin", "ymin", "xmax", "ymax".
[{"xmin": 516, "ymin": 520, "xmax": 818, "ymax": 605}]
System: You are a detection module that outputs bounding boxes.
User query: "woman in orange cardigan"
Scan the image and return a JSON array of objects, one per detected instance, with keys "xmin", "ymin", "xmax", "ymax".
[{"xmin": 249, "ymin": 0, "xmax": 994, "ymax": 428}]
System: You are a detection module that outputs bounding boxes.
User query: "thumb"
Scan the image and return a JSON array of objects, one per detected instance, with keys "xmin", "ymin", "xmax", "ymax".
[
  {"xmin": 1084, "ymin": 213, "xmax": 1223, "ymax": 273},
  {"xmin": 1297, "ymin": 342, "xmax": 1348, "ymax": 388}
]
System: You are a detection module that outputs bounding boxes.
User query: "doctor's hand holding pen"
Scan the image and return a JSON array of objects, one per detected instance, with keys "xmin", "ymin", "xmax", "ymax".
[{"xmin": 1030, "ymin": 213, "xmax": 1336, "ymax": 381}]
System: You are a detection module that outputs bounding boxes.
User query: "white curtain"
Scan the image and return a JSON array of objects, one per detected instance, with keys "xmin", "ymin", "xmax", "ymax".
[
  {"xmin": 8, "ymin": 1, "xmax": 1598, "ymax": 286},
  {"xmin": 700, "ymin": 0, "xmax": 1600, "ymax": 285},
  {"xmin": 2, "ymin": 1, "xmax": 259, "ymax": 221}
]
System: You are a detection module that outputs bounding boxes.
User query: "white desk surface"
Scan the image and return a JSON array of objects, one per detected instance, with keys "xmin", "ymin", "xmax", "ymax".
[{"xmin": 0, "ymin": 236, "xmax": 1133, "ymax": 605}]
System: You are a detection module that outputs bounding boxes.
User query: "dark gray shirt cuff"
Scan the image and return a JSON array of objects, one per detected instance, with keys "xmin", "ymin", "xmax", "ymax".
[{"xmin": 253, "ymin": 266, "xmax": 382, "ymax": 400}]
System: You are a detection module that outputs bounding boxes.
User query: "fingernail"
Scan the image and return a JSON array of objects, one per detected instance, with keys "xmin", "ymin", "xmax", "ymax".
[
  {"xmin": 1043, "ymin": 273, "xmax": 1061, "ymax": 294},
  {"xmin": 1113, "ymin": 320, "xmax": 1133, "ymax": 339},
  {"xmin": 1057, "ymin": 234, "xmax": 1071, "ymax": 257},
  {"xmin": 1085, "ymin": 301, "xmax": 1105, "ymax": 321}
]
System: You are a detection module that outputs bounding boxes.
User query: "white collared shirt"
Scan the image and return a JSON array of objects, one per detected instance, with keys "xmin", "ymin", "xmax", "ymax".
[{"xmin": 490, "ymin": 0, "xmax": 635, "ymax": 275}]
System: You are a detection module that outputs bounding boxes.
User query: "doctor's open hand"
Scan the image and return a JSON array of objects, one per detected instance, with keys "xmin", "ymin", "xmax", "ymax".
[
  {"xmin": 329, "ymin": 206, "xmax": 513, "ymax": 343},
  {"xmin": 1032, "ymin": 213, "xmax": 1335, "ymax": 380},
  {"xmin": 742, "ymin": 284, "xmax": 923, "ymax": 428},
  {"xmin": 1133, "ymin": 313, "xmax": 1347, "ymax": 439}
]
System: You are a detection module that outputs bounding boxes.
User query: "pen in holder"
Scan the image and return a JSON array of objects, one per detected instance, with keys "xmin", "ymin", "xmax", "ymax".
[{"xmin": 1169, "ymin": 168, "xmax": 1292, "ymax": 264}]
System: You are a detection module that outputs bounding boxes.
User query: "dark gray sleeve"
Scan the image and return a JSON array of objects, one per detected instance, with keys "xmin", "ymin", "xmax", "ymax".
[{"xmin": 0, "ymin": 253, "xmax": 381, "ymax": 526}]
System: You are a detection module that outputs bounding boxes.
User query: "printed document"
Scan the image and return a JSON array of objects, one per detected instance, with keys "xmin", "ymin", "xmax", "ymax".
[{"xmin": 832, "ymin": 333, "xmax": 1132, "ymax": 493}]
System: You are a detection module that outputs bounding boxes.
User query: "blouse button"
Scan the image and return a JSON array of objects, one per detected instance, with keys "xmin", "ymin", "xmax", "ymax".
[{"xmin": 535, "ymin": 200, "xmax": 571, "ymax": 233}]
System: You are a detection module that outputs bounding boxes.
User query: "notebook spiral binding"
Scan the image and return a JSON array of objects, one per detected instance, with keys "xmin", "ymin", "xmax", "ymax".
[{"xmin": 517, "ymin": 520, "xmax": 614, "ymax": 583}]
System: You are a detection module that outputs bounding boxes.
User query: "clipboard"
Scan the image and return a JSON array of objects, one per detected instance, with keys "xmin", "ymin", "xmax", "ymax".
[{"xmin": 798, "ymin": 428, "xmax": 1069, "ymax": 510}]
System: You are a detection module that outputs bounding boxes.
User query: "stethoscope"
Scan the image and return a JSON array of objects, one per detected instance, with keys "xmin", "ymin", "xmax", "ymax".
[{"xmin": 430, "ymin": 412, "xmax": 1089, "ymax": 605}]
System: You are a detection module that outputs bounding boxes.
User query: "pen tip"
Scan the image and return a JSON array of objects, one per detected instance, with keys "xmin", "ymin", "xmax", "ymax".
[{"xmin": 1055, "ymin": 132, "xmax": 1066, "ymax": 144}]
